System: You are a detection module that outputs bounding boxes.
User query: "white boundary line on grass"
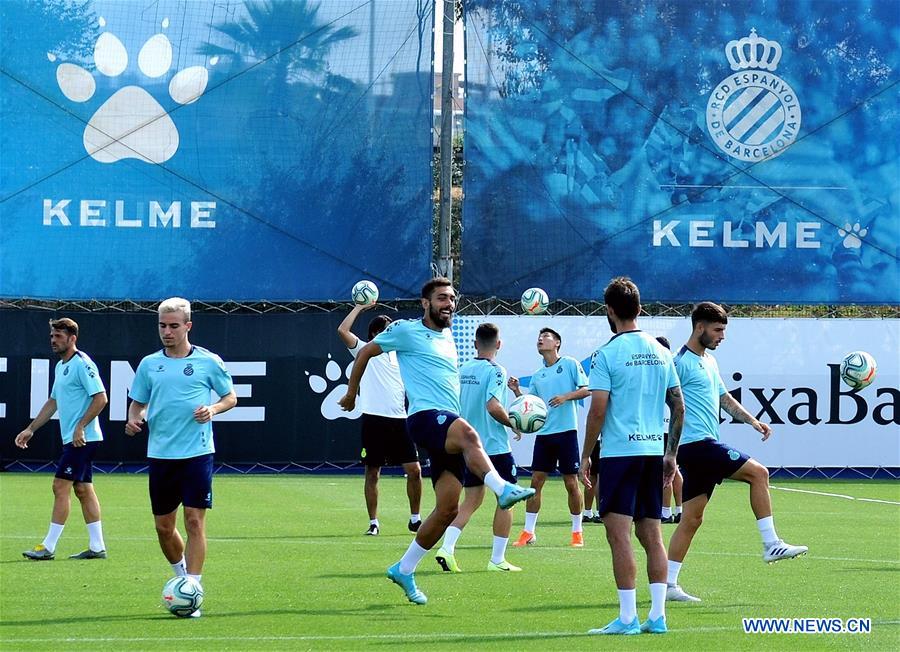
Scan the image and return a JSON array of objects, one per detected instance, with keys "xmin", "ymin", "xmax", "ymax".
[
  {"xmin": 770, "ymin": 486, "xmax": 900, "ymax": 505},
  {"xmin": 11, "ymin": 622, "xmax": 900, "ymax": 643}
]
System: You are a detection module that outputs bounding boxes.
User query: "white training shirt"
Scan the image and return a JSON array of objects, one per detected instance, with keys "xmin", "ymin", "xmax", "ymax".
[{"xmin": 348, "ymin": 338, "xmax": 407, "ymax": 418}]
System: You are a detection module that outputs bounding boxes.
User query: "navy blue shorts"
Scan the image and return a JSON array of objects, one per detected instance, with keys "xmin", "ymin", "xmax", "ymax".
[
  {"xmin": 678, "ymin": 439, "xmax": 750, "ymax": 502},
  {"xmin": 55, "ymin": 441, "xmax": 101, "ymax": 483},
  {"xmin": 597, "ymin": 455, "xmax": 663, "ymax": 520},
  {"xmin": 407, "ymin": 410, "xmax": 465, "ymax": 487},
  {"xmin": 531, "ymin": 430, "xmax": 580, "ymax": 475},
  {"xmin": 464, "ymin": 452, "xmax": 517, "ymax": 487},
  {"xmin": 360, "ymin": 414, "xmax": 417, "ymax": 467},
  {"xmin": 148, "ymin": 454, "xmax": 214, "ymax": 516}
]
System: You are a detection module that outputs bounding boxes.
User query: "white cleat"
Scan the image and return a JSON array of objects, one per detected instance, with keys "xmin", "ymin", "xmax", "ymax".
[
  {"xmin": 666, "ymin": 583, "xmax": 701, "ymax": 602},
  {"xmin": 763, "ymin": 539, "xmax": 808, "ymax": 564}
]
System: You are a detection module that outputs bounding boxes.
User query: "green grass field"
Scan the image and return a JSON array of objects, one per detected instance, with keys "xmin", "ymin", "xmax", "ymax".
[{"xmin": 1, "ymin": 473, "xmax": 898, "ymax": 650}]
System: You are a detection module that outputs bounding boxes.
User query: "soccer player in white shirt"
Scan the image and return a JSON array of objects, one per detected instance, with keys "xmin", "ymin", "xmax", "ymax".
[{"xmin": 338, "ymin": 303, "xmax": 422, "ymax": 536}]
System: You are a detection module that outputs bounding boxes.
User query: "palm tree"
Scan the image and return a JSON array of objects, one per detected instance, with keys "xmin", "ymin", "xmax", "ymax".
[{"xmin": 198, "ymin": 0, "xmax": 358, "ymax": 90}]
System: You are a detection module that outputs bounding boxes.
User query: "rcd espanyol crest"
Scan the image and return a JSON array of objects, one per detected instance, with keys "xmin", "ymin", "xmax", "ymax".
[{"xmin": 706, "ymin": 29, "xmax": 801, "ymax": 162}]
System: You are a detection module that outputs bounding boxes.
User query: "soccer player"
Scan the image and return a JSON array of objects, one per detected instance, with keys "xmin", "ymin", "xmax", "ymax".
[
  {"xmin": 434, "ymin": 323, "xmax": 523, "ymax": 573},
  {"xmin": 16, "ymin": 318, "xmax": 109, "ymax": 560},
  {"xmin": 338, "ymin": 277, "xmax": 534, "ymax": 605},
  {"xmin": 337, "ymin": 302, "xmax": 422, "ymax": 536},
  {"xmin": 509, "ymin": 328, "xmax": 589, "ymax": 548},
  {"xmin": 582, "ymin": 277, "xmax": 684, "ymax": 635},
  {"xmin": 126, "ymin": 298, "xmax": 236, "ymax": 615},
  {"xmin": 655, "ymin": 336, "xmax": 684, "ymax": 524},
  {"xmin": 666, "ymin": 302, "xmax": 808, "ymax": 603}
]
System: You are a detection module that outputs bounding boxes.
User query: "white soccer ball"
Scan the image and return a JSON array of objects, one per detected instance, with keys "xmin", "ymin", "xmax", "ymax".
[
  {"xmin": 161, "ymin": 576, "xmax": 204, "ymax": 617},
  {"xmin": 839, "ymin": 351, "xmax": 877, "ymax": 390},
  {"xmin": 508, "ymin": 394, "xmax": 548, "ymax": 434},
  {"xmin": 521, "ymin": 287, "xmax": 549, "ymax": 315},
  {"xmin": 351, "ymin": 280, "xmax": 379, "ymax": 306}
]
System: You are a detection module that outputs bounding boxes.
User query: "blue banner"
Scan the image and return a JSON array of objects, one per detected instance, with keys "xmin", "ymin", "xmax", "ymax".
[
  {"xmin": 463, "ymin": 0, "xmax": 900, "ymax": 303},
  {"xmin": 1, "ymin": 0, "xmax": 434, "ymax": 301}
]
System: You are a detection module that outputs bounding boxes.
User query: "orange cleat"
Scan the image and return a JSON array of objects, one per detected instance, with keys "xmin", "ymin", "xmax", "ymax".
[
  {"xmin": 571, "ymin": 531, "xmax": 584, "ymax": 547},
  {"xmin": 511, "ymin": 531, "xmax": 536, "ymax": 547}
]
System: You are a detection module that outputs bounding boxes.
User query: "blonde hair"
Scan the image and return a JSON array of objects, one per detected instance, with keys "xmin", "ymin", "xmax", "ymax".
[{"xmin": 158, "ymin": 297, "xmax": 191, "ymax": 322}]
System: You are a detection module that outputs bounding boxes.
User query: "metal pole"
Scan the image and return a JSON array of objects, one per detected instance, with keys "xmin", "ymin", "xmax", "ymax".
[{"xmin": 437, "ymin": 0, "xmax": 455, "ymax": 282}]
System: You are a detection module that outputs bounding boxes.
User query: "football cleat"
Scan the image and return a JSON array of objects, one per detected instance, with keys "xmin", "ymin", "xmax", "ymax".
[
  {"xmin": 588, "ymin": 617, "xmax": 641, "ymax": 635},
  {"xmin": 68, "ymin": 549, "xmax": 107, "ymax": 560},
  {"xmin": 661, "ymin": 515, "xmax": 675, "ymax": 524},
  {"xmin": 407, "ymin": 519, "xmax": 421, "ymax": 533},
  {"xmin": 666, "ymin": 583, "xmax": 701, "ymax": 602},
  {"xmin": 23, "ymin": 544, "xmax": 54, "ymax": 561},
  {"xmin": 497, "ymin": 483, "xmax": 536, "ymax": 510},
  {"xmin": 640, "ymin": 616, "xmax": 668, "ymax": 634},
  {"xmin": 365, "ymin": 523, "xmax": 379, "ymax": 536},
  {"xmin": 571, "ymin": 531, "xmax": 584, "ymax": 548},
  {"xmin": 487, "ymin": 559, "xmax": 522, "ymax": 572},
  {"xmin": 387, "ymin": 562, "xmax": 427, "ymax": 605},
  {"xmin": 434, "ymin": 547, "xmax": 461, "ymax": 573},
  {"xmin": 763, "ymin": 539, "xmax": 808, "ymax": 564},
  {"xmin": 511, "ymin": 531, "xmax": 536, "ymax": 547}
]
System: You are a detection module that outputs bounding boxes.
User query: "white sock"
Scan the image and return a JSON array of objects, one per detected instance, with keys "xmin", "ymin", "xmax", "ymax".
[
  {"xmin": 86, "ymin": 521, "xmax": 105, "ymax": 552},
  {"xmin": 483, "ymin": 470, "xmax": 506, "ymax": 495},
  {"xmin": 42, "ymin": 522, "xmax": 65, "ymax": 553},
  {"xmin": 667, "ymin": 560, "xmax": 682, "ymax": 585},
  {"xmin": 661, "ymin": 506, "xmax": 672, "ymax": 518},
  {"xmin": 617, "ymin": 588, "xmax": 637, "ymax": 623},
  {"xmin": 523, "ymin": 511, "xmax": 539, "ymax": 534},
  {"xmin": 490, "ymin": 536, "xmax": 508, "ymax": 564},
  {"xmin": 648, "ymin": 583, "xmax": 667, "ymax": 620},
  {"xmin": 187, "ymin": 573, "xmax": 202, "ymax": 586},
  {"xmin": 571, "ymin": 513, "xmax": 583, "ymax": 533},
  {"xmin": 171, "ymin": 558, "xmax": 187, "ymax": 576},
  {"xmin": 410, "ymin": 513, "xmax": 421, "ymax": 524},
  {"xmin": 398, "ymin": 540, "xmax": 429, "ymax": 575},
  {"xmin": 582, "ymin": 510, "xmax": 592, "ymax": 519},
  {"xmin": 757, "ymin": 515, "xmax": 779, "ymax": 546},
  {"xmin": 674, "ymin": 505, "xmax": 682, "ymax": 516},
  {"xmin": 370, "ymin": 518, "xmax": 379, "ymax": 526},
  {"xmin": 443, "ymin": 526, "xmax": 462, "ymax": 553}
]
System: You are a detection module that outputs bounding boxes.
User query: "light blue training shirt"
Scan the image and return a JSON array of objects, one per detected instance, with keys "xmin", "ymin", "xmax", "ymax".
[
  {"xmin": 373, "ymin": 319, "xmax": 461, "ymax": 416},
  {"xmin": 588, "ymin": 331, "xmax": 680, "ymax": 458},
  {"xmin": 129, "ymin": 346, "xmax": 233, "ymax": 459}
]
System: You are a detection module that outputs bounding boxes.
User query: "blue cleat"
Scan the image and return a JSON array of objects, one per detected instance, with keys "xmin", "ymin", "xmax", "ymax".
[
  {"xmin": 497, "ymin": 483, "xmax": 536, "ymax": 510},
  {"xmin": 588, "ymin": 617, "xmax": 641, "ymax": 635},
  {"xmin": 386, "ymin": 562, "xmax": 427, "ymax": 605},
  {"xmin": 640, "ymin": 616, "xmax": 668, "ymax": 634}
]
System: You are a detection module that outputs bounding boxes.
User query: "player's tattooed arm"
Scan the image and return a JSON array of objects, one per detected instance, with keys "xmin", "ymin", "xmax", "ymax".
[
  {"xmin": 721, "ymin": 392, "xmax": 772, "ymax": 440},
  {"xmin": 664, "ymin": 386, "xmax": 685, "ymax": 456},
  {"xmin": 720, "ymin": 392, "xmax": 755, "ymax": 424}
]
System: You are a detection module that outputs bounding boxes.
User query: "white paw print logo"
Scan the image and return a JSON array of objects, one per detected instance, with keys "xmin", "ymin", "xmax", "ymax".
[
  {"xmin": 305, "ymin": 354, "xmax": 361, "ymax": 421},
  {"xmin": 50, "ymin": 16, "xmax": 216, "ymax": 164},
  {"xmin": 837, "ymin": 222, "xmax": 868, "ymax": 249}
]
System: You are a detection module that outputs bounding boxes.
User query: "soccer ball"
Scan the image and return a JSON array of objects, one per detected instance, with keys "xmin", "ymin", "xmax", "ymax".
[
  {"xmin": 351, "ymin": 280, "xmax": 379, "ymax": 306},
  {"xmin": 508, "ymin": 394, "xmax": 548, "ymax": 434},
  {"xmin": 161, "ymin": 576, "xmax": 204, "ymax": 617},
  {"xmin": 839, "ymin": 351, "xmax": 877, "ymax": 390},
  {"xmin": 521, "ymin": 287, "xmax": 549, "ymax": 315}
]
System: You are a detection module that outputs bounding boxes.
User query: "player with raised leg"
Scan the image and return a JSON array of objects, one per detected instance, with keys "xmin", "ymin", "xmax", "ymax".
[
  {"xmin": 666, "ymin": 302, "xmax": 808, "ymax": 603},
  {"xmin": 126, "ymin": 298, "xmax": 237, "ymax": 617},
  {"xmin": 337, "ymin": 302, "xmax": 422, "ymax": 536},
  {"xmin": 17, "ymin": 318, "xmax": 109, "ymax": 560},
  {"xmin": 434, "ymin": 323, "xmax": 523, "ymax": 573},
  {"xmin": 583, "ymin": 277, "xmax": 684, "ymax": 635},
  {"xmin": 339, "ymin": 278, "xmax": 535, "ymax": 605}
]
